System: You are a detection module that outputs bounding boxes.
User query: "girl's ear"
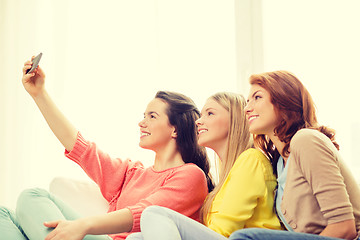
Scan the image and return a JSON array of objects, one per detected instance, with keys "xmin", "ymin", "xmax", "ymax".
[{"xmin": 171, "ymin": 127, "xmax": 177, "ymax": 138}]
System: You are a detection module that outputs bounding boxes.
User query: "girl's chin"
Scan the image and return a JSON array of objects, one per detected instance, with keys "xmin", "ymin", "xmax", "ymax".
[
  {"xmin": 139, "ymin": 142, "xmax": 150, "ymax": 150},
  {"xmin": 249, "ymin": 126, "xmax": 261, "ymax": 135},
  {"xmin": 197, "ymin": 139, "xmax": 210, "ymax": 148},
  {"xmin": 197, "ymin": 139, "xmax": 205, "ymax": 147},
  {"xmin": 139, "ymin": 141, "xmax": 157, "ymax": 152}
]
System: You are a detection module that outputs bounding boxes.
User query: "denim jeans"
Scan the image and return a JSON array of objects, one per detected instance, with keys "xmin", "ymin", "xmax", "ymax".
[
  {"xmin": 0, "ymin": 188, "xmax": 110, "ymax": 240},
  {"xmin": 229, "ymin": 228, "xmax": 346, "ymax": 240},
  {"xmin": 126, "ymin": 205, "xmax": 227, "ymax": 240}
]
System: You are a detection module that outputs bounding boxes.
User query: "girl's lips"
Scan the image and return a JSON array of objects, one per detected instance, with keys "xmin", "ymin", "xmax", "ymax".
[
  {"xmin": 140, "ymin": 131, "xmax": 151, "ymax": 138},
  {"xmin": 198, "ymin": 129, "xmax": 208, "ymax": 135},
  {"xmin": 248, "ymin": 115, "xmax": 258, "ymax": 123}
]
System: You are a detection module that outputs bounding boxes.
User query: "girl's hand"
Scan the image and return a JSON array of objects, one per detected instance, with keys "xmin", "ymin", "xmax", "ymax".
[
  {"xmin": 44, "ymin": 219, "xmax": 88, "ymax": 240},
  {"xmin": 22, "ymin": 56, "xmax": 46, "ymax": 98}
]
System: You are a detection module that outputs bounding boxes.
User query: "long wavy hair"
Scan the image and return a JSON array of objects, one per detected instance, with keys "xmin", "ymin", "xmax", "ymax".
[
  {"xmin": 199, "ymin": 92, "xmax": 252, "ymax": 223},
  {"xmin": 155, "ymin": 91, "xmax": 215, "ymax": 192},
  {"xmin": 249, "ymin": 70, "xmax": 339, "ymax": 174}
]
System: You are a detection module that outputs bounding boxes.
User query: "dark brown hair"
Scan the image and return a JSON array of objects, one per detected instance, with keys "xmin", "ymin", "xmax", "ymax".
[{"xmin": 156, "ymin": 91, "xmax": 214, "ymax": 192}]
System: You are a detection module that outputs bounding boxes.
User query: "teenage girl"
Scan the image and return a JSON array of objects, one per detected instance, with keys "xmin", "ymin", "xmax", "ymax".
[
  {"xmin": 0, "ymin": 57, "xmax": 214, "ymax": 240},
  {"xmin": 229, "ymin": 70, "xmax": 360, "ymax": 240}
]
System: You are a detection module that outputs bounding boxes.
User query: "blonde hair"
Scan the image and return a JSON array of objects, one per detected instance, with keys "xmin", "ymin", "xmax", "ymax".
[{"xmin": 200, "ymin": 92, "xmax": 252, "ymax": 223}]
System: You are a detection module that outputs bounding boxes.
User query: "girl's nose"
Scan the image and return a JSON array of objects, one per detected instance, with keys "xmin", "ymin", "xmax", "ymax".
[
  {"xmin": 138, "ymin": 118, "xmax": 146, "ymax": 127},
  {"xmin": 195, "ymin": 117, "xmax": 203, "ymax": 126},
  {"xmin": 244, "ymin": 101, "xmax": 253, "ymax": 113}
]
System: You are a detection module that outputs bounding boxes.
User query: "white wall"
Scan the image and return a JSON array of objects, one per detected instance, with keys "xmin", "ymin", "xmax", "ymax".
[
  {"xmin": 261, "ymin": 0, "xmax": 360, "ymax": 180},
  {"xmin": 0, "ymin": 0, "xmax": 240, "ymax": 209}
]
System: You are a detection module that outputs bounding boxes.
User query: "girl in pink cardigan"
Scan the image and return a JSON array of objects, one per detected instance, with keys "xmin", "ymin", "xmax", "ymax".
[{"xmin": 0, "ymin": 57, "xmax": 214, "ymax": 240}]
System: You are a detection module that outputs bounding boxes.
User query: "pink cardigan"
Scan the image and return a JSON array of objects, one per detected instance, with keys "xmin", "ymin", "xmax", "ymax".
[{"xmin": 65, "ymin": 133, "xmax": 208, "ymax": 240}]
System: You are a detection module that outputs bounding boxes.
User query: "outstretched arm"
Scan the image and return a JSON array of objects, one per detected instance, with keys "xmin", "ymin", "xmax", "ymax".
[
  {"xmin": 44, "ymin": 209, "xmax": 133, "ymax": 240},
  {"xmin": 22, "ymin": 58, "xmax": 78, "ymax": 152}
]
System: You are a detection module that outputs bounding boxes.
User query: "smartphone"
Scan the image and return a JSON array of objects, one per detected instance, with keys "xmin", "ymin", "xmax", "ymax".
[{"xmin": 26, "ymin": 52, "xmax": 43, "ymax": 74}]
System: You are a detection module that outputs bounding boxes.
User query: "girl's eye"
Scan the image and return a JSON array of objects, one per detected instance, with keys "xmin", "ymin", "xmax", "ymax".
[
  {"xmin": 254, "ymin": 95, "xmax": 261, "ymax": 100},
  {"xmin": 207, "ymin": 111, "xmax": 214, "ymax": 116},
  {"xmin": 150, "ymin": 114, "xmax": 156, "ymax": 119}
]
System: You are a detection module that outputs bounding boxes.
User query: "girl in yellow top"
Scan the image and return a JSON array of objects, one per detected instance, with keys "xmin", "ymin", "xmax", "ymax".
[{"xmin": 126, "ymin": 92, "xmax": 281, "ymax": 240}]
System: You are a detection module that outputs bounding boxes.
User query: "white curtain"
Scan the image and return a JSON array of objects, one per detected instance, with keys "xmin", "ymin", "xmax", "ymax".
[{"xmin": 0, "ymin": 0, "xmax": 249, "ymax": 209}]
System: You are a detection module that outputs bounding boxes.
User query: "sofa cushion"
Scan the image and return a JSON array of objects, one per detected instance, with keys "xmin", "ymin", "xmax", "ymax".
[{"xmin": 49, "ymin": 177, "xmax": 108, "ymax": 217}]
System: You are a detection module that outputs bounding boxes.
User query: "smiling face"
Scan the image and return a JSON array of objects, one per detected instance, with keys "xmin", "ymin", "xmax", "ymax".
[
  {"xmin": 245, "ymin": 84, "xmax": 279, "ymax": 138},
  {"xmin": 196, "ymin": 98, "xmax": 230, "ymax": 152},
  {"xmin": 138, "ymin": 98, "xmax": 176, "ymax": 152}
]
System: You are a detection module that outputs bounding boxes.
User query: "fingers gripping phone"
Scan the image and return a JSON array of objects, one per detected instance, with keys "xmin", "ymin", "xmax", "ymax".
[{"xmin": 26, "ymin": 52, "xmax": 42, "ymax": 74}]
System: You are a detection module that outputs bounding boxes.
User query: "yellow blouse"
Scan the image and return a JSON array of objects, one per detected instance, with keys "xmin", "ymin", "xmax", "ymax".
[{"xmin": 206, "ymin": 148, "xmax": 282, "ymax": 237}]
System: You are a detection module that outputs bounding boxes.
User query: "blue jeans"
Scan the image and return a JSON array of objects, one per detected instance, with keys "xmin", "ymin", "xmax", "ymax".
[
  {"xmin": 126, "ymin": 206, "xmax": 227, "ymax": 240},
  {"xmin": 0, "ymin": 188, "xmax": 110, "ymax": 240},
  {"xmin": 229, "ymin": 228, "xmax": 345, "ymax": 240}
]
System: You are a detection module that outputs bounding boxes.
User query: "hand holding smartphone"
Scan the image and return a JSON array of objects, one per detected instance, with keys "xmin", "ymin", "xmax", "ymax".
[{"xmin": 26, "ymin": 52, "xmax": 42, "ymax": 74}]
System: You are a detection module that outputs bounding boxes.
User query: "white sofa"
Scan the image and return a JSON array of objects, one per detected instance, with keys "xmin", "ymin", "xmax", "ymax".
[
  {"xmin": 49, "ymin": 177, "xmax": 360, "ymax": 220},
  {"xmin": 49, "ymin": 177, "xmax": 108, "ymax": 217}
]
